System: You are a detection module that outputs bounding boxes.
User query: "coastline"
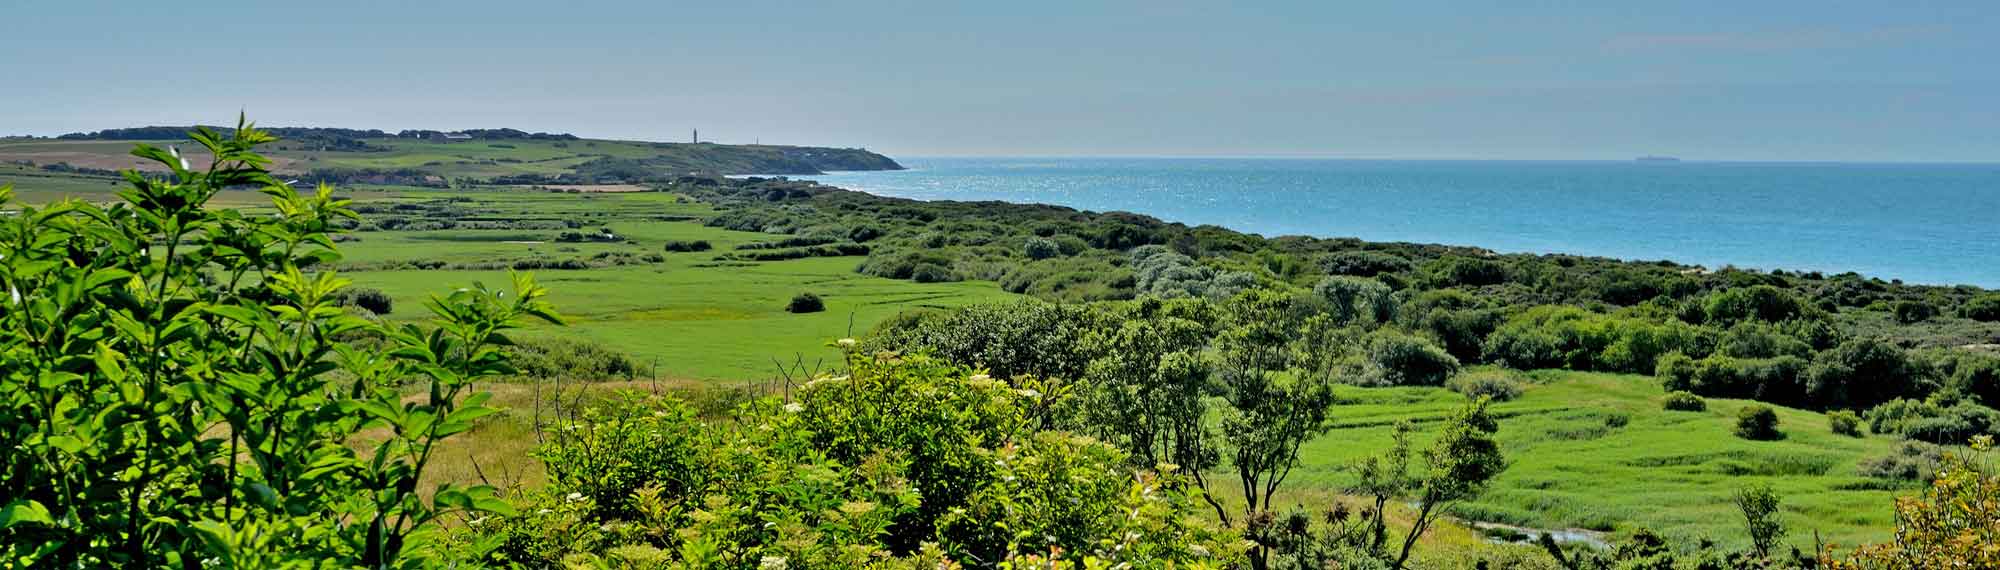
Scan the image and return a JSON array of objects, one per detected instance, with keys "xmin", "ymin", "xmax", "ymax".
[{"xmin": 791, "ymin": 157, "xmax": 2000, "ymax": 289}]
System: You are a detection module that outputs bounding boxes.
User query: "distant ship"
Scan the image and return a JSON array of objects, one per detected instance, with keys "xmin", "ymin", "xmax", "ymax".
[{"xmin": 1635, "ymin": 155, "xmax": 1682, "ymax": 163}]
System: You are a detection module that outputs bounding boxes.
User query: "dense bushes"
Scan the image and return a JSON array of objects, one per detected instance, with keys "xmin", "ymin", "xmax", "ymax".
[
  {"xmin": 1931, "ymin": 350, "xmax": 2000, "ymax": 409},
  {"xmin": 859, "ymin": 250, "xmax": 960, "ymax": 282},
  {"xmin": 1804, "ymin": 338, "xmax": 1929, "ymax": 411},
  {"xmin": 1131, "ymin": 245, "xmax": 1254, "ymax": 299},
  {"xmin": 1830, "ymin": 410, "xmax": 1864, "ymax": 437},
  {"xmin": 1361, "ymin": 329, "xmax": 1460, "ymax": 386},
  {"xmin": 1314, "ymin": 275, "xmax": 1397, "ymax": 324},
  {"xmin": 1419, "ymin": 255, "xmax": 1507, "ymax": 288},
  {"xmin": 509, "ymin": 337, "xmax": 641, "ymax": 379},
  {"xmin": 332, "ymin": 285, "xmax": 394, "ymax": 314},
  {"xmin": 661, "ymin": 239, "xmax": 712, "ymax": 252},
  {"xmin": 1704, "ymin": 285, "xmax": 1807, "ymax": 325},
  {"xmin": 720, "ymin": 242, "xmax": 869, "ymax": 261},
  {"xmin": 1449, "ymin": 370, "xmax": 1525, "ymax": 401},
  {"xmin": 1321, "ymin": 250, "xmax": 1413, "ymax": 277},
  {"xmin": 1735, "ymin": 405, "xmax": 1784, "ymax": 440},
  {"xmin": 868, "ymin": 301, "xmax": 1104, "ymax": 382},
  {"xmin": 1483, "ymin": 306, "xmax": 1704, "ymax": 373},
  {"xmin": 1962, "ymin": 294, "xmax": 2000, "ymax": 322},
  {"xmin": 1663, "ymin": 391, "xmax": 1708, "ymax": 412},
  {"xmin": 787, "ymin": 292, "xmax": 825, "ymax": 313},
  {"xmin": 734, "ymin": 235, "xmax": 838, "ymax": 250},
  {"xmin": 1657, "ymin": 336, "xmax": 1932, "ymax": 411},
  {"xmin": 1892, "ymin": 299, "xmax": 1939, "ymax": 324},
  {"xmin": 1864, "ymin": 398, "xmax": 2000, "ymax": 444},
  {"xmin": 492, "ymin": 352, "xmax": 1242, "ymax": 567},
  {"xmin": 1855, "ymin": 440, "xmax": 1944, "ymax": 480},
  {"xmin": 1023, "ymin": 236, "xmax": 1061, "ymax": 260},
  {"xmin": 1657, "ymin": 352, "xmax": 1810, "ymax": 406}
]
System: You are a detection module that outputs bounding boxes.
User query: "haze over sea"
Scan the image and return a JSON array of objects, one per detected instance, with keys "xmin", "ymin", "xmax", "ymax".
[{"xmin": 802, "ymin": 157, "xmax": 2000, "ymax": 287}]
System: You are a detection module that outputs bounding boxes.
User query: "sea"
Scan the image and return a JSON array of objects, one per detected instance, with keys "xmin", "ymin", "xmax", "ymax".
[{"xmin": 797, "ymin": 157, "xmax": 2000, "ymax": 288}]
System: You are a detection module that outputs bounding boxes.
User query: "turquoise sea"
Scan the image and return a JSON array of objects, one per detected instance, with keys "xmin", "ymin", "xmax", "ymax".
[{"xmin": 802, "ymin": 157, "xmax": 2000, "ymax": 287}]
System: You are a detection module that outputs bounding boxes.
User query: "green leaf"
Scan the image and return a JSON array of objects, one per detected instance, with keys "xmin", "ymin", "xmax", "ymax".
[
  {"xmin": 93, "ymin": 343, "xmax": 127, "ymax": 383},
  {"xmin": 187, "ymin": 520, "xmax": 239, "ymax": 560},
  {"xmin": 82, "ymin": 268, "xmax": 136, "ymax": 292},
  {"xmin": 0, "ymin": 500, "xmax": 54, "ymax": 529}
]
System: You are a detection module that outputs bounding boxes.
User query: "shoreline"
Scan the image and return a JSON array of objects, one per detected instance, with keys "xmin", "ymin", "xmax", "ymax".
[{"xmin": 783, "ymin": 160, "xmax": 2000, "ymax": 289}]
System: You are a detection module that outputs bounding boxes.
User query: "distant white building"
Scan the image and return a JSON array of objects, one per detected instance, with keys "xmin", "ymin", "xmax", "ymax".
[{"xmin": 443, "ymin": 132, "xmax": 473, "ymax": 141}]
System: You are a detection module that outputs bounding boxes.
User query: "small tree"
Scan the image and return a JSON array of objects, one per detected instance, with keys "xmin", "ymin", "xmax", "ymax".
[
  {"xmin": 1079, "ymin": 297, "xmax": 1227, "ymax": 521},
  {"xmin": 1351, "ymin": 422, "xmax": 1417, "ymax": 554},
  {"xmin": 1214, "ymin": 288, "xmax": 1338, "ymax": 569},
  {"xmin": 1391, "ymin": 397, "xmax": 1505, "ymax": 569},
  {"xmin": 1736, "ymin": 405, "xmax": 1783, "ymax": 440},
  {"xmin": 1735, "ymin": 484, "xmax": 1786, "ymax": 557},
  {"xmin": 787, "ymin": 292, "xmax": 826, "ymax": 313}
]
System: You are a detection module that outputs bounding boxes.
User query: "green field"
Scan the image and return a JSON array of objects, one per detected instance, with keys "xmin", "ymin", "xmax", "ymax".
[
  {"xmin": 1257, "ymin": 368, "xmax": 1906, "ymax": 550},
  {"xmin": 325, "ymin": 190, "xmax": 1018, "ymax": 380}
]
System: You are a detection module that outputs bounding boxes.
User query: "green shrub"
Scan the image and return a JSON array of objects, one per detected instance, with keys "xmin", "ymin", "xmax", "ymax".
[
  {"xmin": 1661, "ymin": 353, "xmax": 1810, "ymax": 407},
  {"xmin": 1422, "ymin": 256, "xmax": 1507, "ymax": 287},
  {"xmin": 788, "ymin": 292, "xmax": 826, "ymax": 313},
  {"xmin": 510, "ymin": 337, "xmax": 641, "ymax": 379},
  {"xmin": 1829, "ymin": 410, "xmax": 1864, "ymax": 437},
  {"xmin": 333, "ymin": 285, "xmax": 394, "ymax": 314},
  {"xmin": 1662, "ymin": 391, "xmax": 1707, "ymax": 412},
  {"xmin": 661, "ymin": 239, "xmax": 712, "ymax": 252},
  {"xmin": 1855, "ymin": 440, "xmax": 1944, "ymax": 480},
  {"xmin": 1483, "ymin": 305, "xmax": 1704, "ymax": 374},
  {"xmin": 1448, "ymin": 370, "xmax": 1525, "ymax": 402},
  {"xmin": 1962, "ymin": 294, "xmax": 2000, "ymax": 322},
  {"xmin": 1361, "ymin": 329, "xmax": 1460, "ymax": 386},
  {"xmin": 502, "ymin": 352, "xmax": 1244, "ymax": 568},
  {"xmin": 1313, "ymin": 275, "xmax": 1396, "ymax": 324},
  {"xmin": 1703, "ymin": 285, "xmax": 1805, "ymax": 325},
  {"xmin": 1321, "ymin": 250, "xmax": 1413, "ymax": 277},
  {"xmin": 1934, "ymin": 349, "xmax": 2000, "ymax": 410},
  {"xmin": 1892, "ymin": 300, "xmax": 1939, "ymax": 324},
  {"xmin": 1735, "ymin": 405, "xmax": 1784, "ymax": 440},
  {"xmin": 1806, "ymin": 338, "xmax": 1926, "ymax": 410},
  {"xmin": 911, "ymin": 262, "xmax": 956, "ymax": 283},
  {"xmin": 1023, "ymin": 236, "xmax": 1061, "ymax": 260}
]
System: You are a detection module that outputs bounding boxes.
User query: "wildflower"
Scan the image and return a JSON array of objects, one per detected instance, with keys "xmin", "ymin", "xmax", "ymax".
[
  {"xmin": 566, "ymin": 492, "xmax": 585, "ymax": 502},
  {"xmin": 759, "ymin": 556, "xmax": 789, "ymax": 570},
  {"xmin": 783, "ymin": 402, "xmax": 804, "ymax": 414},
  {"xmin": 836, "ymin": 338, "xmax": 857, "ymax": 348},
  {"xmin": 1016, "ymin": 389, "xmax": 1042, "ymax": 399}
]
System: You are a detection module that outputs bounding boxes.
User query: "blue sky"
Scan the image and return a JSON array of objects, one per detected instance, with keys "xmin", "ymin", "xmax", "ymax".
[{"xmin": 3, "ymin": 1, "xmax": 1994, "ymax": 161}]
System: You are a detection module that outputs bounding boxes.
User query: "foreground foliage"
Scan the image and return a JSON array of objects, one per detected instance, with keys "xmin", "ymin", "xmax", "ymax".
[
  {"xmin": 474, "ymin": 349, "xmax": 1246, "ymax": 568},
  {"xmin": 0, "ymin": 120, "xmax": 551, "ymax": 567}
]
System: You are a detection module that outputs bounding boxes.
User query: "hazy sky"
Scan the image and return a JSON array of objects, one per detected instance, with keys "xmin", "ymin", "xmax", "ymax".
[{"xmin": 4, "ymin": 1, "xmax": 1995, "ymax": 161}]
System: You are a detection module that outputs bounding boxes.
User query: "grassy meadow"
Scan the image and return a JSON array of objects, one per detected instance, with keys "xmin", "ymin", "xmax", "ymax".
[
  {"xmin": 1255, "ymin": 368, "xmax": 1908, "ymax": 549},
  {"xmin": 326, "ymin": 189, "xmax": 1018, "ymax": 380}
]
